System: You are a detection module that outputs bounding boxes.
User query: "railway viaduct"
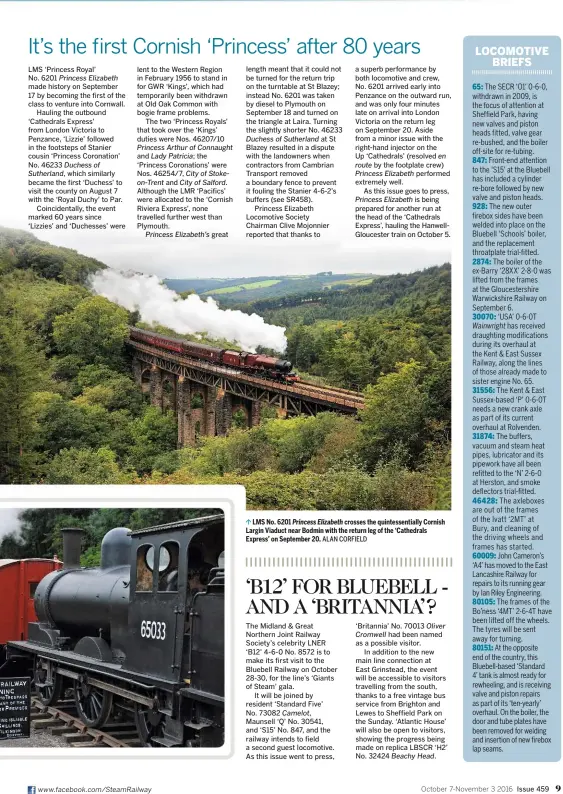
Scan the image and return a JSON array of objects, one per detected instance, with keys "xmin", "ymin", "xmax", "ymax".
[{"xmin": 127, "ymin": 337, "xmax": 365, "ymax": 447}]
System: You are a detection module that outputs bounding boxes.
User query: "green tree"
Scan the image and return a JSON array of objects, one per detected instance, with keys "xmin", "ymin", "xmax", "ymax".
[
  {"xmin": 288, "ymin": 325, "xmax": 317, "ymax": 370},
  {"xmin": 359, "ymin": 361, "xmax": 429, "ymax": 469},
  {"xmin": 45, "ymin": 446, "xmax": 129, "ymax": 484},
  {"xmin": 52, "ymin": 295, "xmax": 129, "ymax": 368},
  {"xmin": 75, "ymin": 365, "xmax": 143, "ymax": 413},
  {"xmin": 274, "ymin": 413, "xmax": 354, "ymax": 473},
  {"xmin": 193, "ymin": 427, "xmax": 275, "ymax": 477},
  {"xmin": 231, "ymin": 408, "xmax": 248, "ymax": 429},
  {"xmin": 36, "ymin": 397, "xmax": 113, "ymax": 456},
  {"xmin": 0, "ymin": 508, "xmax": 92, "ymax": 558},
  {"xmin": 0, "ymin": 295, "xmax": 48, "ymax": 482},
  {"xmin": 126, "ymin": 406, "xmax": 178, "ymax": 473},
  {"xmin": 6, "ymin": 234, "xmax": 105, "ymax": 284},
  {"xmin": 36, "ymin": 285, "xmax": 88, "ymax": 350},
  {"xmin": 321, "ymin": 333, "xmax": 373, "ymax": 388},
  {"xmin": 0, "ymin": 532, "xmax": 25, "ymax": 558},
  {"xmin": 0, "ymin": 506, "xmax": 222, "ymax": 563},
  {"xmin": 423, "ymin": 359, "xmax": 451, "ymax": 440}
]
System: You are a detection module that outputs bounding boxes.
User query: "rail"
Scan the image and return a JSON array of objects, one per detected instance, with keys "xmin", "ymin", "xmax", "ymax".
[{"xmin": 31, "ymin": 697, "xmax": 141, "ymax": 748}]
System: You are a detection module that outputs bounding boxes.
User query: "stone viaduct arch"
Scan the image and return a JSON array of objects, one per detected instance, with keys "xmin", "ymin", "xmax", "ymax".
[{"xmin": 129, "ymin": 340, "xmax": 363, "ymax": 449}]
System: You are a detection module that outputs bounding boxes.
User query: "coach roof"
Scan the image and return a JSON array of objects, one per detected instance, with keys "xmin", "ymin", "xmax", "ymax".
[{"xmin": 129, "ymin": 513, "xmax": 224, "ymax": 537}]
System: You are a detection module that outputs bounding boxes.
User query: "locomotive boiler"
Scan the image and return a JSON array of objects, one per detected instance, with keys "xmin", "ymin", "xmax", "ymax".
[{"xmin": 1, "ymin": 514, "xmax": 225, "ymax": 747}]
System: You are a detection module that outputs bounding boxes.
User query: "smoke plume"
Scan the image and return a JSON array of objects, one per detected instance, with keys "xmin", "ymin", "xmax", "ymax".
[
  {"xmin": 0, "ymin": 509, "xmax": 23, "ymax": 540},
  {"xmin": 90, "ymin": 270, "xmax": 287, "ymax": 353}
]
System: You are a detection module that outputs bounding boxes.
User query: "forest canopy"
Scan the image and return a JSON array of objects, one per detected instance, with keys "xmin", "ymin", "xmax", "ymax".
[{"xmin": 0, "ymin": 507, "xmax": 220, "ymax": 566}]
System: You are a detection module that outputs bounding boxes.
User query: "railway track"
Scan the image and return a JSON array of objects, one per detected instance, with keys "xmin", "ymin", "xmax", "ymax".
[
  {"xmin": 299, "ymin": 380, "xmax": 364, "ymax": 399},
  {"xmin": 31, "ymin": 697, "xmax": 142, "ymax": 748}
]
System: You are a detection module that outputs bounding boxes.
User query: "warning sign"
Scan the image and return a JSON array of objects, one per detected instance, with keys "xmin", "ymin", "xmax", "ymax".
[{"xmin": 0, "ymin": 678, "xmax": 31, "ymax": 740}]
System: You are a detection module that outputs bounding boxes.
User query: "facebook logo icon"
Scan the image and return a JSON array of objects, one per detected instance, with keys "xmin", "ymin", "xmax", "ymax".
[{"xmin": 28, "ymin": 787, "xmax": 36, "ymax": 794}]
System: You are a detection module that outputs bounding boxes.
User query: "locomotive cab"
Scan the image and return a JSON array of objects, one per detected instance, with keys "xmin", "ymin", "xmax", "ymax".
[
  {"xmin": 126, "ymin": 515, "xmax": 224, "ymax": 687},
  {"xmin": 125, "ymin": 515, "xmax": 225, "ymax": 746}
]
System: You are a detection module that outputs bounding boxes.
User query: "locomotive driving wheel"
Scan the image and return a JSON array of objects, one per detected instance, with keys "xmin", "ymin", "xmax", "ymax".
[
  {"xmin": 34, "ymin": 657, "xmax": 63, "ymax": 706},
  {"xmin": 74, "ymin": 676, "xmax": 113, "ymax": 728},
  {"xmin": 134, "ymin": 702, "xmax": 164, "ymax": 746}
]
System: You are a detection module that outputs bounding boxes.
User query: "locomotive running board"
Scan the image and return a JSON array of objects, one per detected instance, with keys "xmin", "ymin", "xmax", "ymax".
[
  {"xmin": 56, "ymin": 667, "xmax": 156, "ymax": 709},
  {"xmin": 178, "ymin": 687, "xmax": 224, "ymax": 706},
  {"xmin": 7, "ymin": 640, "xmax": 177, "ymax": 692}
]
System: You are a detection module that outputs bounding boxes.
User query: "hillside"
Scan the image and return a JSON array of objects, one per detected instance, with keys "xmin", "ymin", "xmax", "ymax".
[
  {"xmin": 164, "ymin": 272, "xmax": 377, "ymax": 304},
  {"xmin": 243, "ymin": 264, "xmax": 451, "ymax": 324},
  {"xmin": 0, "ymin": 226, "xmax": 106, "ymax": 284}
]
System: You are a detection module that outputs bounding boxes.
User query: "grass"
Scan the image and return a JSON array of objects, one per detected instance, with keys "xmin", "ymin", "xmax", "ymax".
[
  {"xmin": 325, "ymin": 277, "xmax": 375, "ymax": 288},
  {"xmin": 205, "ymin": 279, "xmax": 282, "ymax": 295}
]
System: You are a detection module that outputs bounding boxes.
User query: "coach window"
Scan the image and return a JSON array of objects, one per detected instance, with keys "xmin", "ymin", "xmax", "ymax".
[
  {"xmin": 158, "ymin": 541, "xmax": 179, "ymax": 592},
  {"xmin": 136, "ymin": 544, "xmax": 154, "ymax": 592}
]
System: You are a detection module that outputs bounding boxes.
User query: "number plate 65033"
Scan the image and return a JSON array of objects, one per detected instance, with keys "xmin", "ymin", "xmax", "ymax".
[{"xmin": 140, "ymin": 620, "xmax": 166, "ymax": 640}]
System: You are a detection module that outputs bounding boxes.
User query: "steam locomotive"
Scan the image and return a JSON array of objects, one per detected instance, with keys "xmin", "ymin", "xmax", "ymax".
[
  {"xmin": 0, "ymin": 514, "xmax": 225, "ymax": 747},
  {"xmin": 130, "ymin": 326, "xmax": 299, "ymax": 383}
]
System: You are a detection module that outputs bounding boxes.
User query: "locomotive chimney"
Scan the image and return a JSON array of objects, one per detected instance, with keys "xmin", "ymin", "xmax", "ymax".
[{"xmin": 61, "ymin": 527, "xmax": 83, "ymax": 569}]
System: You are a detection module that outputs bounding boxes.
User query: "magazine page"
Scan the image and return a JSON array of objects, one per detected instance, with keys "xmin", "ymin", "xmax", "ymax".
[{"xmin": 0, "ymin": 0, "xmax": 560, "ymax": 792}]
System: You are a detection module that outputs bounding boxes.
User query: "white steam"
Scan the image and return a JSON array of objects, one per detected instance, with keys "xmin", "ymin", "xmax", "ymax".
[
  {"xmin": 90, "ymin": 269, "xmax": 287, "ymax": 353},
  {"xmin": 0, "ymin": 509, "xmax": 23, "ymax": 540}
]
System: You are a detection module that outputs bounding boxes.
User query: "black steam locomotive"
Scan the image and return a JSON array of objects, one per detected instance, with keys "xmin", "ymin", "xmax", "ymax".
[{"xmin": 1, "ymin": 514, "xmax": 225, "ymax": 747}]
